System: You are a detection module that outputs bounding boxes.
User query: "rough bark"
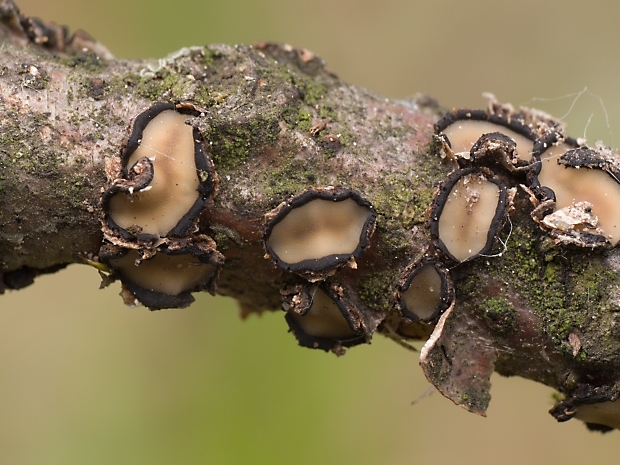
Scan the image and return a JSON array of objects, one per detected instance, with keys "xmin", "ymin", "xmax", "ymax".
[{"xmin": 2, "ymin": 0, "xmax": 620, "ymax": 431}]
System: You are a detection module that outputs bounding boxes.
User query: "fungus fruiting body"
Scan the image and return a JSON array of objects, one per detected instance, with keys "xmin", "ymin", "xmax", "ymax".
[
  {"xmin": 430, "ymin": 169, "xmax": 508, "ymax": 263},
  {"xmin": 534, "ymin": 141, "xmax": 620, "ymax": 245},
  {"xmin": 282, "ymin": 284, "xmax": 366, "ymax": 352},
  {"xmin": 89, "ymin": 92, "xmax": 620, "ymax": 431},
  {"xmin": 100, "ymin": 239, "xmax": 224, "ymax": 310},
  {"xmin": 574, "ymin": 401, "xmax": 620, "ymax": 432},
  {"xmin": 264, "ymin": 187, "xmax": 376, "ymax": 280},
  {"xmin": 436, "ymin": 109, "xmax": 536, "ymax": 162},
  {"xmin": 550, "ymin": 385, "xmax": 620, "ymax": 433},
  {"xmin": 396, "ymin": 258, "xmax": 454, "ymax": 323},
  {"xmin": 100, "ymin": 102, "xmax": 222, "ymax": 309},
  {"xmin": 112, "ymin": 251, "xmax": 213, "ymax": 294},
  {"xmin": 104, "ymin": 102, "xmax": 217, "ymax": 240}
]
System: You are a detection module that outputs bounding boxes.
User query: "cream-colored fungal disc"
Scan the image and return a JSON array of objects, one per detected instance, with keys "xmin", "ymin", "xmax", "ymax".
[
  {"xmin": 538, "ymin": 143, "xmax": 620, "ymax": 245},
  {"xmin": 267, "ymin": 198, "xmax": 372, "ymax": 264},
  {"xmin": 402, "ymin": 264, "xmax": 442, "ymax": 321},
  {"xmin": 575, "ymin": 400, "xmax": 620, "ymax": 431},
  {"xmin": 437, "ymin": 173, "xmax": 501, "ymax": 262},
  {"xmin": 110, "ymin": 250, "xmax": 215, "ymax": 296},
  {"xmin": 289, "ymin": 287, "xmax": 357, "ymax": 339},
  {"xmin": 442, "ymin": 120, "xmax": 534, "ymax": 162},
  {"xmin": 108, "ymin": 110, "xmax": 199, "ymax": 236}
]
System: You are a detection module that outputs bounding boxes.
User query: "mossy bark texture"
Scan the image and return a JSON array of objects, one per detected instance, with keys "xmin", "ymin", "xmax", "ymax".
[{"xmin": 2, "ymin": 0, "xmax": 620, "ymax": 429}]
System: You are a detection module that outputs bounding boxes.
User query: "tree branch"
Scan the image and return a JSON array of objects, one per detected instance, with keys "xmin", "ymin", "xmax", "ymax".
[{"xmin": 2, "ymin": 0, "xmax": 620, "ymax": 432}]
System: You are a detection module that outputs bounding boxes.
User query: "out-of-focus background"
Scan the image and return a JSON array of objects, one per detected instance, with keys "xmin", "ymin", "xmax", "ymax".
[{"xmin": 2, "ymin": 1, "xmax": 619, "ymax": 463}]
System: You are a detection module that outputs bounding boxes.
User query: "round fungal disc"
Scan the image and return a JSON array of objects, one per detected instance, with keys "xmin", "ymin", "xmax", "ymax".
[
  {"xmin": 264, "ymin": 188, "xmax": 375, "ymax": 277},
  {"xmin": 398, "ymin": 261, "xmax": 453, "ymax": 323}
]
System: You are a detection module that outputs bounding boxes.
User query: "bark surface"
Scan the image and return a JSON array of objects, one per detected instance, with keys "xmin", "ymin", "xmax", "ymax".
[{"xmin": 1, "ymin": 0, "xmax": 620, "ymax": 430}]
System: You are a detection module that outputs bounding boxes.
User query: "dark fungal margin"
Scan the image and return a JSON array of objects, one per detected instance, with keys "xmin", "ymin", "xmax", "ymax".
[
  {"xmin": 550, "ymin": 384, "xmax": 620, "ymax": 433},
  {"xmin": 528, "ymin": 132, "xmax": 578, "ymax": 187},
  {"xmin": 99, "ymin": 238, "xmax": 224, "ymax": 310},
  {"xmin": 281, "ymin": 282, "xmax": 367, "ymax": 354},
  {"xmin": 99, "ymin": 101, "xmax": 224, "ymax": 309},
  {"xmin": 103, "ymin": 101, "xmax": 219, "ymax": 242},
  {"xmin": 263, "ymin": 187, "xmax": 376, "ymax": 281},
  {"xmin": 529, "ymin": 134, "xmax": 620, "ymax": 246},
  {"xmin": 467, "ymin": 132, "xmax": 530, "ymax": 173},
  {"xmin": 429, "ymin": 168, "xmax": 509, "ymax": 263},
  {"xmin": 395, "ymin": 256, "xmax": 454, "ymax": 324},
  {"xmin": 434, "ymin": 108, "xmax": 537, "ymax": 163}
]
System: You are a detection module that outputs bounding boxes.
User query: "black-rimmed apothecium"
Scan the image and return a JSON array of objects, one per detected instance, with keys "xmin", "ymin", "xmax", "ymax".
[
  {"xmin": 263, "ymin": 186, "xmax": 376, "ymax": 281},
  {"xmin": 104, "ymin": 102, "xmax": 218, "ymax": 240},
  {"xmin": 281, "ymin": 282, "xmax": 367, "ymax": 354}
]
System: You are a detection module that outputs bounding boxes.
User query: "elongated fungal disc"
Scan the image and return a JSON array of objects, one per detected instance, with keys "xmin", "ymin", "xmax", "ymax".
[
  {"xmin": 104, "ymin": 246, "xmax": 222, "ymax": 310},
  {"xmin": 264, "ymin": 188, "xmax": 375, "ymax": 279},
  {"xmin": 436, "ymin": 110, "xmax": 535, "ymax": 162},
  {"xmin": 104, "ymin": 102, "xmax": 217, "ymax": 241},
  {"xmin": 403, "ymin": 265, "xmax": 441, "ymax": 320},
  {"xmin": 431, "ymin": 170, "xmax": 507, "ymax": 263},
  {"xmin": 108, "ymin": 110, "xmax": 198, "ymax": 236}
]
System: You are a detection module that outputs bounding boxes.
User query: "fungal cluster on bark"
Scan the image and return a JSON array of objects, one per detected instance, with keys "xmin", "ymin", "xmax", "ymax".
[
  {"xmin": 529, "ymin": 137, "xmax": 620, "ymax": 246},
  {"xmin": 420, "ymin": 102, "xmax": 620, "ymax": 433},
  {"xmin": 2, "ymin": 5, "xmax": 620, "ymax": 434},
  {"xmin": 264, "ymin": 187, "xmax": 377, "ymax": 353},
  {"xmin": 100, "ymin": 102, "xmax": 224, "ymax": 309},
  {"xmin": 95, "ymin": 96, "xmax": 620, "ymax": 431}
]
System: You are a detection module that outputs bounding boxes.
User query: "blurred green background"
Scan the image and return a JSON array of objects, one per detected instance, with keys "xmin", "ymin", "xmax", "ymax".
[{"xmin": 2, "ymin": 1, "xmax": 620, "ymax": 464}]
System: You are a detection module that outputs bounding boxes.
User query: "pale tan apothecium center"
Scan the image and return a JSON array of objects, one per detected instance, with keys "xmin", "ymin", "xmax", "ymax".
[
  {"xmin": 442, "ymin": 120, "xmax": 534, "ymax": 161},
  {"xmin": 438, "ymin": 173, "xmax": 500, "ymax": 262},
  {"xmin": 111, "ymin": 251, "xmax": 215, "ymax": 296},
  {"xmin": 402, "ymin": 264, "xmax": 442, "ymax": 320},
  {"xmin": 267, "ymin": 198, "xmax": 371, "ymax": 264},
  {"xmin": 109, "ymin": 110, "xmax": 199, "ymax": 236},
  {"xmin": 289, "ymin": 286, "xmax": 356, "ymax": 339},
  {"xmin": 538, "ymin": 143, "xmax": 620, "ymax": 245},
  {"xmin": 575, "ymin": 400, "xmax": 620, "ymax": 431}
]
